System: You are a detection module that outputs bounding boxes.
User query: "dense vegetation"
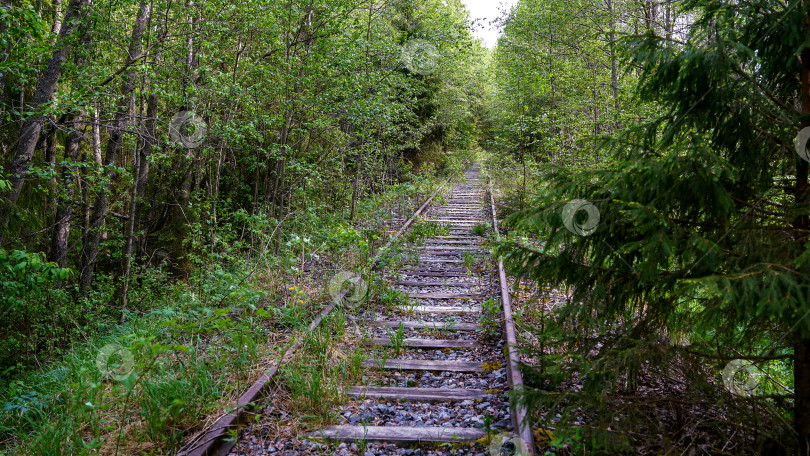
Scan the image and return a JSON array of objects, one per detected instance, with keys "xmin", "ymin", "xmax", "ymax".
[
  {"xmin": 3, "ymin": 0, "xmax": 810, "ymax": 454},
  {"xmin": 0, "ymin": 0, "xmax": 482, "ymax": 452},
  {"xmin": 488, "ymin": 0, "xmax": 810, "ymax": 454}
]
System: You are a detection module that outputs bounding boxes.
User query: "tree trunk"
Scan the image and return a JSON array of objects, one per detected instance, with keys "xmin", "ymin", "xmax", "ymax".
[
  {"xmin": 81, "ymin": 105, "xmax": 102, "ymax": 239},
  {"xmin": 607, "ymin": 0, "xmax": 619, "ymax": 113},
  {"xmin": 350, "ymin": 148, "xmax": 363, "ymax": 221},
  {"xmin": 644, "ymin": 1, "xmax": 657, "ymax": 31},
  {"xmin": 44, "ymin": 121, "xmax": 59, "ymax": 216},
  {"xmin": 120, "ymin": 94, "xmax": 156, "ymax": 319},
  {"xmin": 50, "ymin": 0, "xmax": 63, "ymax": 42},
  {"xmin": 50, "ymin": 114, "xmax": 84, "ymax": 268},
  {"xmin": 1, "ymin": 0, "xmax": 92, "ymax": 221},
  {"xmin": 80, "ymin": 1, "xmax": 150, "ymax": 295}
]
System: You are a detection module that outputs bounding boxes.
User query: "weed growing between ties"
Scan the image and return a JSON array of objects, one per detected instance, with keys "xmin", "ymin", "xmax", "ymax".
[
  {"xmin": 480, "ymin": 298, "xmax": 502, "ymax": 341},
  {"xmin": 279, "ymin": 308, "xmax": 366, "ymax": 425},
  {"xmin": 472, "ymin": 222, "xmax": 489, "ymax": 237}
]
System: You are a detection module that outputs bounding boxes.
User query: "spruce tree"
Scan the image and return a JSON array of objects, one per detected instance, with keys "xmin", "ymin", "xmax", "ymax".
[{"xmin": 501, "ymin": 0, "xmax": 810, "ymax": 452}]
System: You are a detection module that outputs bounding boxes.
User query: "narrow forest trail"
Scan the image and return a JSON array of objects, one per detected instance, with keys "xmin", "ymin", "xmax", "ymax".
[{"xmin": 225, "ymin": 166, "xmax": 530, "ymax": 456}]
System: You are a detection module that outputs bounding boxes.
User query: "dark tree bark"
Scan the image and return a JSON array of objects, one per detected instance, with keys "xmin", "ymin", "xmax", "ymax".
[
  {"xmin": 44, "ymin": 121, "xmax": 59, "ymax": 201},
  {"xmin": 643, "ymin": 1, "xmax": 658, "ymax": 30},
  {"xmin": 80, "ymin": 1, "xmax": 150, "ymax": 294},
  {"xmin": 1, "ymin": 0, "xmax": 92, "ymax": 219},
  {"xmin": 50, "ymin": 114, "xmax": 85, "ymax": 268},
  {"xmin": 120, "ymin": 93, "xmax": 157, "ymax": 318}
]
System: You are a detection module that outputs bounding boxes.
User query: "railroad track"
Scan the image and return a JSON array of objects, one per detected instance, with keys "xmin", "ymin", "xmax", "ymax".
[{"xmin": 181, "ymin": 165, "xmax": 534, "ymax": 456}]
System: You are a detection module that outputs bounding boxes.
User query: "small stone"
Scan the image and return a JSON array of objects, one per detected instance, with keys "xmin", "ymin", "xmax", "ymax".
[{"xmin": 493, "ymin": 419, "xmax": 509, "ymax": 428}]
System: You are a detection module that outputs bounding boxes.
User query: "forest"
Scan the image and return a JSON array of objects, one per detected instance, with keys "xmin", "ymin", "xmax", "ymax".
[{"xmin": 0, "ymin": 0, "xmax": 808, "ymax": 454}]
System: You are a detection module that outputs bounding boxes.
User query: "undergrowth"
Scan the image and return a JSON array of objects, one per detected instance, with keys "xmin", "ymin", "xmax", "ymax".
[{"xmin": 0, "ymin": 154, "xmax": 465, "ymax": 455}]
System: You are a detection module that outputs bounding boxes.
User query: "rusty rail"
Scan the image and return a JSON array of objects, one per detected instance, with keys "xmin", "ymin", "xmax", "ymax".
[
  {"xmin": 488, "ymin": 175, "xmax": 536, "ymax": 455},
  {"xmin": 371, "ymin": 181, "xmax": 447, "ymax": 264}
]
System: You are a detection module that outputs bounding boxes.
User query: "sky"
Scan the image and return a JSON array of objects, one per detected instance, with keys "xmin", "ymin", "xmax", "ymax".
[{"xmin": 459, "ymin": 0, "xmax": 520, "ymax": 48}]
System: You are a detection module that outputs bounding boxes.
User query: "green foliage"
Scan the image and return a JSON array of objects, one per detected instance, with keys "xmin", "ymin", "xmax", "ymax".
[
  {"xmin": 461, "ymin": 251, "xmax": 477, "ymax": 270},
  {"xmin": 0, "ymin": 249, "xmax": 72, "ymax": 367},
  {"xmin": 378, "ymin": 281, "xmax": 409, "ymax": 310},
  {"xmin": 472, "ymin": 222, "xmax": 489, "ymax": 237},
  {"xmin": 496, "ymin": 0, "xmax": 805, "ymax": 452},
  {"xmin": 0, "ymin": 263, "xmax": 275, "ymax": 452},
  {"xmin": 406, "ymin": 220, "xmax": 449, "ymax": 244},
  {"xmin": 390, "ymin": 322, "xmax": 406, "ymax": 355},
  {"xmin": 0, "ymin": 155, "xmax": 450, "ymax": 452},
  {"xmin": 479, "ymin": 298, "xmax": 501, "ymax": 341},
  {"xmin": 0, "ymin": 249, "xmax": 70, "ymax": 303},
  {"xmin": 486, "ymin": 0, "xmax": 640, "ymax": 169},
  {"xmin": 280, "ymin": 310, "xmax": 361, "ymax": 424}
]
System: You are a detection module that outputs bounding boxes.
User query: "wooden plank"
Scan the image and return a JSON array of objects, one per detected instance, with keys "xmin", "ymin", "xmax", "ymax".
[
  {"xmin": 363, "ymin": 359, "xmax": 483, "ymax": 372},
  {"xmin": 425, "ymin": 238, "xmax": 481, "ymax": 241},
  {"xmin": 418, "ymin": 251, "xmax": 465, "ymax": 257},
  {"xmin": 400, "ymin": 271, "xmax": 471, "ymax": 278},
  {"xmin": 425, "ymin": 245, "xmax": 476, "ymax": 249},
  {"xmin": 366, "ymin": 338, "xmax": 481, "ymax": 348},
  {"xmin": 401, "ymin": 305, "xmax": 483, "ymax": 313},
  {"xmin": 425, "ymin": 219, "xmax": 478, "ymax": 224},
  {"xmin": 348, "ymin": 386, "xmax": 485, "ymax": 401},
  {"xmin": 425, "ymin": 227, "xmax": 481, "ymax": 232},
  {"xmin": 396, "ymin": 281, "xmax": 478, "ymax": 287},
  {"xmin": 420, "ymin": 245, "xmax": 482, "ymax": 251},
  {"xmin": 372, "ymin": 320, "xmax": 481, "ymax": 331},
  {"xmin": 406, "ymin": 292, "xmax": 485, "ymax": 299},
  {"xmin": 432, "ymin": 217, "xmax": 479, "ymax": 220},
  {"xmin": 312, "ymin": 426, "xmax": 486, "ymax": 445},
  {"xmin": 405, "ymin": 266, "xmax": 469, "ymax": 273}
]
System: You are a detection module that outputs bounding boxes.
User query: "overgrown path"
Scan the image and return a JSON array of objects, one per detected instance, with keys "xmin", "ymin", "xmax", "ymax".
[{"xmin": 225, "ymin": 165, "xmax": 531, "ymax": 455}]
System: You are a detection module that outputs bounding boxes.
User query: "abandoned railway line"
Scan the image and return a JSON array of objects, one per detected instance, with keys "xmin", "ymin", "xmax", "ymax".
[{"xmin": 178, "ymin": 166, "xmax": 535, "ymax": 456}]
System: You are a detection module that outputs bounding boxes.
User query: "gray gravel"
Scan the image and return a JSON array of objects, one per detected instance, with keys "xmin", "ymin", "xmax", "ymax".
[{"xmin": 229, "ymin": 169, "xmax": 515, "ymax": 456}]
